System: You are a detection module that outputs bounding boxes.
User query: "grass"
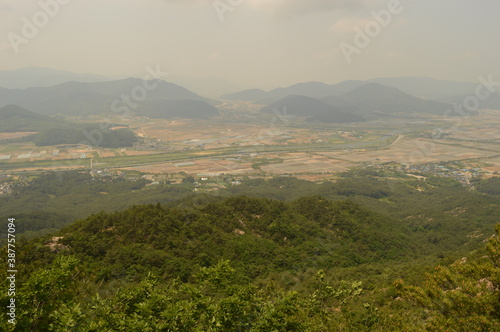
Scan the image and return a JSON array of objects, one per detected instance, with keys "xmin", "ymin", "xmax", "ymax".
[{"xmin": 0, "ymin": 143, "xmax": 35, "ymax": 154}]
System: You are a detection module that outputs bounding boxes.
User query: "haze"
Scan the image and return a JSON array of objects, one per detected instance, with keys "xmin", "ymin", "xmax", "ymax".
[{"xmin": 1, "ymin": 0, "xmax": 499, "ymax": 91}]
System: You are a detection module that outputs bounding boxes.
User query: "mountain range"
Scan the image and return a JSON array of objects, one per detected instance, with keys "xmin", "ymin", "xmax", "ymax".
[
  {"xmin": 0, "ymin": 78, "xmax": 218, "ymax": 117},
  {"xmin": 260, "ymin": 83, "xmax": 462, "ymax": 120},
  {"xmin": 334, "ymin": 82, "xmax": 463, "ymax": 116},
  {"xmin": 438, "ymin": 92, "xmax": 500, "ymax": 110},
  {"xmin": 222, "ymin": 80, "xmax": 367, "ymax": 104},
  {"xmin": 1, "ymin": 68, "xmax": 498, "ymax": 122},
  {"xmin": 261, "ymin": 95, "xmax": 365, "ymax": 123},
  {"xmin": 223, "ymin": 77, "xmax": 500, "ymax": 111},
  {"xmin": 368, "ymin": 77, "xmax": 478, "ymax": 100}
]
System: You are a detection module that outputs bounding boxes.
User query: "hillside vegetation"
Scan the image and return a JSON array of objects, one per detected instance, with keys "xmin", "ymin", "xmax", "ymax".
[
  {"xmin": 0, "ymin": 105, "xmax": 64, "ymax": 132},
  {"xmin": 1, "ymin": 170, "xmax": 500, "ymax": 330},
  {"xmin": 1, "ymin": 191, "xmax": 500, "ymax": 331}
]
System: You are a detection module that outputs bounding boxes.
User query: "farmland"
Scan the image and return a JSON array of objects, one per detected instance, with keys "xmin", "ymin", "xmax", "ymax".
[{"xmin": 1, "ymin": 108, "xmax": 500, "ymax": 178}]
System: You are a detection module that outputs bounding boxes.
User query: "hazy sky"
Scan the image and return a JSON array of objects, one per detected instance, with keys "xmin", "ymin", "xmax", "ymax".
[{"xmin": 0, "ymin": 0, "xmax": 499, "ymax": 89}]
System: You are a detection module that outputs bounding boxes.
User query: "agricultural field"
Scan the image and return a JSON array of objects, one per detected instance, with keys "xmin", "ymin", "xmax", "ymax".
[{"xmin": 1, "ymin": 109, "xmax": 500, "ymax": 178}]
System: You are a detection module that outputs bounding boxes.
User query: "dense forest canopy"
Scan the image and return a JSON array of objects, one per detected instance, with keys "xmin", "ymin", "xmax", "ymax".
[{"xmin": 1, "ymin": 170, "xmax": 499, "ymax": 330}]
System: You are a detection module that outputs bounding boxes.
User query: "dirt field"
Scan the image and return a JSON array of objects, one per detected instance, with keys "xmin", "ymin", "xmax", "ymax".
[
  {"xmin": 317, "ymin": 138, "xmax": 497, "ymax": 165},
  {"xmin": 261, "ymin": 153, "xmax": 352, "ymax": 174},
  {"xmin": 119, "ymin": 159, "xmax": 255, "ymax": 175},
  {"xmin": 2, "ymin": 110, "xmax": 500, "ymax": 176},
  {"xmin": 481, "ymin": 156, "xmax": 500, "ymax": 174}
]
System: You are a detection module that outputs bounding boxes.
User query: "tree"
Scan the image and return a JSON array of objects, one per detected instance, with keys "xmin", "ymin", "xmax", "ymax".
[
  {"xmin": 0, "ymin": 255, "xmax": 81, "ymax": 331},
  {"xmin": 396, "ymin": 223, "xmax": 500, "ymax": 331}
]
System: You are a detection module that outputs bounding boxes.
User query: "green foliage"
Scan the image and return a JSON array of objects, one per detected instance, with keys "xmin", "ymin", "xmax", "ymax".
[
  {"xmin": 33, "ymin": 196, "xmax": 413, "ymax": 284},
  {"xmin": 1, "ymin": 169, "xmax": 500, "ymax": 330},
  {"xmin": 0, "ymin": 255, "xmax": 81, "ymax": 331},
  {"xmin": 477, "ymin": 176, "xmax": 500, "ymax": 195},
  {"xmin": 0, "ymin": 171, "xmax": 194, "ymax": 235},
  {"xmin": 25, "ymin": 126, "xmax": 137, "ymax": 148},
  {"xmin": 251, "ymin": 157, "xmax": 284, "ymax": 170},
  {"xmin": 3, "ymin": 169, "xmax": 499, "ymax": 259},
  {"xmin": 0, "ymin": 105, "xmax": 64, "ymax": 133},
  {"xmin": 4, "ymin": 258, "xmax": 369, "ymax": 331},
  {"xmin": 396, "ymin": 224, "xmax": 500, "ymax": 331}
]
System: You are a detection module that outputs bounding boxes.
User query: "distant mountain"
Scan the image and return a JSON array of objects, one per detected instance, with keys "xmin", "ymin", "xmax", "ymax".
[
  {"xmin": 327, "ymin": 80, "xmax": 367, "ymax": 95},
  {"xmin": 221, "ymin": 89, "xmax": 268, "ymax": 101},
  {"xmin": 168, "ymin": 74, "xmax": 248, "ymax": 97},
  {"xmin": 136, "ymin": 100, "xmax": 219, "ymax": 119},
  {"xmin": 369, "ymin": 77, "xmax": 477, "ymax": 100},
  {"xmin": 0, "ymin": 67, "xmax": 109, "ymax": 89},
  {"xmin": 261, "ymin": 95, "xmax": 364, "ymax": 123},
  {"xmin": 262, "ymin": 82, "xmax": 339, "ymax": 101},
  {"xmin": 226, "ymin": 77, "xmax": 489, "ymax": 104},
  {"xmin": 0, "ymin": 78, "xmax": 217, "ymax": 116},
  {"xmin": 223, "ymin": 81, "xmax": 367, "ymax": 104},
  {"xmin": 221, "ymin": 81, "xmax": 366, "ymax": 105},
  {"xmin": 0, "ymin": 105, "xmax": 64, "ymax": 132},
  {"xmin": 259, "ymin": 81, "xmax": 368, "ymax": 104},
  {"xmin": 438, "ymin": 92, "xmax": 500, "ymax": 111},
  {"xmin": 341, "ymin": 82, "xmax": 461, "ymax": 116},
  {"xmin": 319, "ymin": 95, "xmax": 359, "ymax": 114},
  {"xmin": 12, "ymin": 82, "xmax": 112, "ymax": 115},
  {"xmin": 83, "ymin": 78, "xmax": 215, "ymax": 103}
]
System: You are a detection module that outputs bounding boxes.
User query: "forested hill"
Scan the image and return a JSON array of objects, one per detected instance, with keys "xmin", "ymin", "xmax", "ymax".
[
  {"xmin": 2, "ymin": 170, "xmax": 500, "ymax": 330},
  {"xmin": 3, "ymin": 194, "xmax": 500, "ymax": 331},
  {"xmin": 23, "ymin": 196, "xmax": 411, "ymax": 281}
]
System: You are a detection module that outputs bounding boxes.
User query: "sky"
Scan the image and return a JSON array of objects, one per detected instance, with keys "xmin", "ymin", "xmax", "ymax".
[{"xmin": 0, "ymin": 0, "xmax": 499, "ymax": 90}]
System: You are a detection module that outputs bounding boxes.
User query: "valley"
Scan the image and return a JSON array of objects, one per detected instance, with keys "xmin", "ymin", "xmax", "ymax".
[
  {"xmin": 0, "ymin": 71, "xmax": 499, "ymax": 332},
  {"xmin": 1, "ymin": 1, "xmax": 500, "ymax": 329},
  {"xmin": 1, "ymin": 107, "xmax": 500, "ymax": 180}
]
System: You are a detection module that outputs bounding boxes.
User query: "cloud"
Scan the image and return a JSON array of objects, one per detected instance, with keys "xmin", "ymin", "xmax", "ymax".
[{"xmin": 246, "ymin": 0, "xmax": 386, "ymax": 16}]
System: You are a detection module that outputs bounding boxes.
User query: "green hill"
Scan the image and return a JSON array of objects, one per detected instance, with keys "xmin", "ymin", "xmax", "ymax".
[
  {"xmin": 48, "ymin": 196, "xmax": 410, "ymax": 281},
  {"xmin": 0, "ymin": 105, "xmax": 138, "ymax": 147},
  {"xmin": 1, "ymin": 170, "xmax": 500, "ymax": 330},
  {"xmin": 0, "ymin": 104, "xmax": 64, "ymax": 132},
  {"xmin": 3, "ymin": 188, "xmax": 499, "ymax": 331},
  {"xmin": 24, "ymin": 125, "xmax": 138, "ymax": 148},
  {"xmin": 341, "ymin": 82, "xmax": 464, "ymax": 116},
  {"xmin": 261, "ymin": 95, "xmax": 365, "ymax": 123}
]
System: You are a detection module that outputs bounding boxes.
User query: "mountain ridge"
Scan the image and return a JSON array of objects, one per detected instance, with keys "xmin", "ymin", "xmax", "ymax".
[{"xmin": 0, "ymin": 78, "xmax": 218, "ymax": 117}]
